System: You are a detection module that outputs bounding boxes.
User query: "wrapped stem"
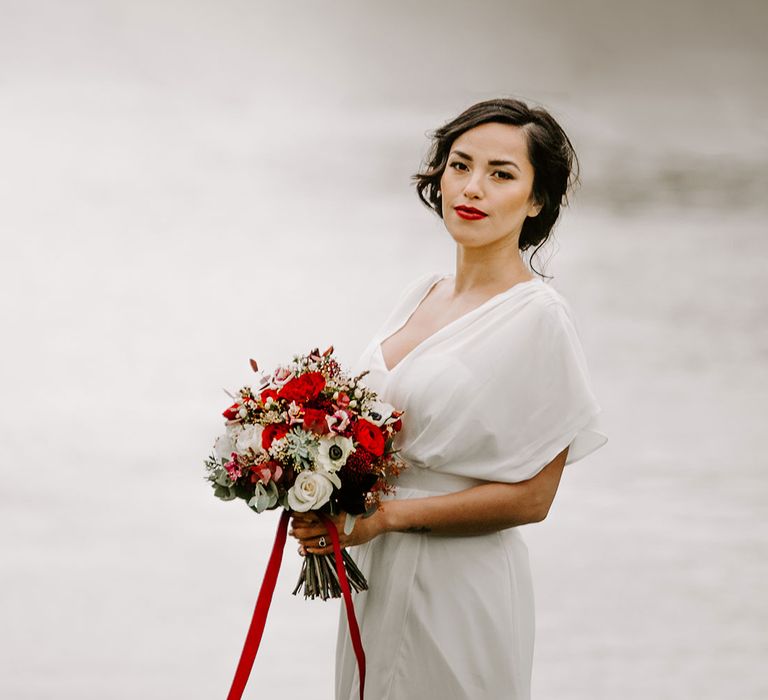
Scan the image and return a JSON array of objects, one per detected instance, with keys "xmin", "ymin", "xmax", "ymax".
[{"xmin": 292, "ymin": 551, "xmax": 369, "ymax": 600}]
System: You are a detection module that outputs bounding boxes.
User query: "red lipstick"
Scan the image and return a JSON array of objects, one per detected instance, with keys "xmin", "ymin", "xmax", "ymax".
[{"xmin": 454, "ymin": 205, "xmax": 488, "ymax": 220}]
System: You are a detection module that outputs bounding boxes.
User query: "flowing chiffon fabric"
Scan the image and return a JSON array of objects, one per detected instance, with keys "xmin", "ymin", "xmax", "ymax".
[{"xmin": 335, "ymin": 272, "xmax": 607, "ymax": 700}]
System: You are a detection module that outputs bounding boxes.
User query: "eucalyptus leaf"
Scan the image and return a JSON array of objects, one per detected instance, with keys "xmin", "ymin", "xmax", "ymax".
[
  {"xmin": 248, "ymin": 482, "xmax": 273, "ymax": 513},
  {"xmin": 214, "ymin": 470, "xmax": 234, "ymax": 488},
  {"xmin": 213, "ymin": 483, "xmax": 237, "ymax": 501}
]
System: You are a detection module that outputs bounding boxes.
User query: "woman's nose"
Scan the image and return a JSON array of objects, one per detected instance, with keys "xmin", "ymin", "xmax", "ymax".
[{"xmin": 463, "ymin": 174, "xmax": 483, "ymax": 199}]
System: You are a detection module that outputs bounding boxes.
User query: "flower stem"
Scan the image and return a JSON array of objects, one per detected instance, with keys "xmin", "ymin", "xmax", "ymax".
[{"xmin": 292, "ymin": 551, "xmax": 369, "ymax": 600}]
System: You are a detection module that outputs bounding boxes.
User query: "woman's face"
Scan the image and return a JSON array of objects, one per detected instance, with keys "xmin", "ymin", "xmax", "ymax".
[{"xmin": 439, "ymin": 122, "xmax": 542, "ymax": 248}]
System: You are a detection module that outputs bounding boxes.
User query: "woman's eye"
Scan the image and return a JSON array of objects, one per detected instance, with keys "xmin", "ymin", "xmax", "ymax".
[
  {"xmin": 493, "ymin": 170, "xmax": 515, "ymax": 180},
  {"xmin": 449, "ymin": 161, "xmax": 468, "ymax": 171}
]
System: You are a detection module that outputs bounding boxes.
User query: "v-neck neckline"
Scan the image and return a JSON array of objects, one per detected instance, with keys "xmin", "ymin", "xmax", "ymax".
[{"xmin": 377, "ymin": 272, "xmax": 542, "ymax": 374}]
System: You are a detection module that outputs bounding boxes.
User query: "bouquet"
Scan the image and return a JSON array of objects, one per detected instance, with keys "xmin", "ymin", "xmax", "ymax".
[{"xmin": 205, "ymin": 345, "xmax": 406, "ymax": 600}]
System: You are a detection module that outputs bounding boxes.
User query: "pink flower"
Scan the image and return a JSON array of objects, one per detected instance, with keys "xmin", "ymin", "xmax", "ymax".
[
  {"xmin": 224, "ymin": 458, "xmax": 242, "ymax": 480},
  {"xmin": 271, "ymin": 366, "xmax": 295, "ymax": 388},
  {"xmin": 328, "ymin": 409, "xmax": 351, "ymax": 434}
]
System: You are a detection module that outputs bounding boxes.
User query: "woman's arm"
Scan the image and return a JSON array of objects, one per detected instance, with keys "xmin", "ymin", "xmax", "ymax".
[{"xmin": 289, "ymin": 445, "xmax": 569, "ymax": 555}]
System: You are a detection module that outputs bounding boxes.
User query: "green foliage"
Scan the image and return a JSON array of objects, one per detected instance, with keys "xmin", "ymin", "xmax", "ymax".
[
  {"xmin": 213, "ymin": 483, "xmax": 237, "ymax": 501},
  {"xmin": 283, "ymin": 427, "xmax": 319, "ymax": 471},
  {"xmin": 248, "ymin": 481, "xmax": 279, "ymax": 513}
]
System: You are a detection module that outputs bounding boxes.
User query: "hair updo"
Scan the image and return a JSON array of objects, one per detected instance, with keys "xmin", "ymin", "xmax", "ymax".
[{"xmin": 411, "ymin": 97, "xmax": 581, "ymax": 276}]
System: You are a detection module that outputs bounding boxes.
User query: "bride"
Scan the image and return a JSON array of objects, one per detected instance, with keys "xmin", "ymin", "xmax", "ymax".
[{"xmin": 289, "ymin": 97, "xmax": 607, "ymax": 700}]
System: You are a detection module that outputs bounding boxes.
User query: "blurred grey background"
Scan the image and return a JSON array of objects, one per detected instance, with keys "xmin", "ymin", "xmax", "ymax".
[{"xmin": 1, "ymin": 1, "xmax": 766, "ymax": 698}]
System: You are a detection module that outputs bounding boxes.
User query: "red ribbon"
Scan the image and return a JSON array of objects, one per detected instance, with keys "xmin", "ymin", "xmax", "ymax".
[
  {"xmin": 226, "ymin": 510, "xmax": 366, "ymax": 700},
  {"xmin": 319, "ymin": 513, "xmax": 366, "ymax": 700},
  {"xmin": 226, "ymin": 509, "xmax": 289, "ymax": 700}
]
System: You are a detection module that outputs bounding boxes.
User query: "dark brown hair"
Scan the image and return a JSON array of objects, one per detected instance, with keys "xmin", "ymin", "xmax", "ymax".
[{"xmin": 412, "ymin": 97, "xmax": 581, "ymax": 277}]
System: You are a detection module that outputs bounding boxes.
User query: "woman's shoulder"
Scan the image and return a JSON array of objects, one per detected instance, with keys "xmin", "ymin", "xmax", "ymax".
[
  {"xmin": 492, "ymin": 277, "xmax": 585, "ymax": 345},
  {"xmin": 528, "ymin": 277, "xmax": 573, "ymax": 309},
  {"xmin": 500, "ymin": 276, "xmax": 576, "ymax": 318}
]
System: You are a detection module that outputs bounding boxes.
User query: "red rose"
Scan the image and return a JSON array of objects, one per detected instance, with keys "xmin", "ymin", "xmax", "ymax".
[
  {"xmin": 391, "ymin": 419, "xmax": 402, "ymax": 432},
  {"xmin": 261, "ymin": 423, "xmax": 290, "ymax": 449},
  {"xmin": 223, "ymin": 403, "xmax": 240, "ymax": 420},
  {"xmin": 303, "ymin": 408, "xmax": 329, "ymax": 435},
  {"xmin": 259, "ymin": 388, "xmax": 279, "ymax": 404},
  {"xmin": 352, "ymin": 418, "xmax": 385, "ymax": 456},
  {"xmin": 277, "ymin": 372, "xmax": 326, "ymax": 404}
]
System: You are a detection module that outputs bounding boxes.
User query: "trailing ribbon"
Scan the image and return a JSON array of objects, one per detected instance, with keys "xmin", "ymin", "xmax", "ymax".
[
  {"xmin": 225, "ymin": 510, "xmax": 366, "ymax": 700},
  {"xmin": 226, "ymin": 509, "xmax": 290, "ymax": 700},
  {"xmin": 319, "ymin": 513, "xmax": 366, "ymax": 700}
]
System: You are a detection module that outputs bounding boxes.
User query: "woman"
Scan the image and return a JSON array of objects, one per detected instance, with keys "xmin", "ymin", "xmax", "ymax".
[{"xmin": 289, "ymin": 98, "xmax": 607, "ymax": 699}]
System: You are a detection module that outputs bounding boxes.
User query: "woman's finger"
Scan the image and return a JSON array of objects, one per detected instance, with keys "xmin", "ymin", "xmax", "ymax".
[
  {"xmin": 306, "ymin": 533, "xmax": 348, "ymax": 554},
  {"xmin": 297, "ymin": 532, "xmax": 335, "ymax": 547},
  {"xmin": 290, "ymin": 512, "xmax": 320, "ymax": 523},
  {"xmin": 290, "ymin": 525, "xmax": 328, "ymax": 539},
  {"xmin": 300, "ymin": 530, "xmax": 332, "ymax": 550},
  {"xmin": 306, "ymin": 543, "xmax": 345, "ymax": 555},
  {"xmin": 290, "ymin": 519, "xmax": 323, "ymax": 530},
  {"xmin": 289, "ymin": 512, "xmax": 349, "ymax": 545}
]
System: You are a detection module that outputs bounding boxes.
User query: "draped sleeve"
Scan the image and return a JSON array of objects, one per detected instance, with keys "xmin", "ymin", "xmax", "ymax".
[
  {"xmin": 358, "ymin": 274, "xmax": 607, "ymax": 486},
  {"xmin": 463, "ymin": 290, "xmax": 607, "ymax": 483}
]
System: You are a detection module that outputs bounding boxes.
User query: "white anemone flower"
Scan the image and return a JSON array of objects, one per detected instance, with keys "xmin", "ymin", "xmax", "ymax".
[
  {"xmin": 314, "ymin": 434, "xmax": 354, "ymax": 473},
  {"xmin": 363, "ymin": 400, "xmax": 396, "ymax": 427}
]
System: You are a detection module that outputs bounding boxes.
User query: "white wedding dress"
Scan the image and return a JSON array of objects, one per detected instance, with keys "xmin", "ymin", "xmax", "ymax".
[{"xmin": 335, "ymin": 271, "xmax": 607, "ymax": 700}]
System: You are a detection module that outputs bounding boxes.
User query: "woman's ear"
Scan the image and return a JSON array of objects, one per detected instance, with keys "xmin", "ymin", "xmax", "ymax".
[{"xmin": 527, "ymin": 201, "xmax": 543, "ymax": 218}]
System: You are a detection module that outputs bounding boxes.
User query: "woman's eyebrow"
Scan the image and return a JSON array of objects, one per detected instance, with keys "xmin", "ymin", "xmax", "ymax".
[{"xmin": 451, "ymin": 149, "xmax": 521, "ymax": 173}]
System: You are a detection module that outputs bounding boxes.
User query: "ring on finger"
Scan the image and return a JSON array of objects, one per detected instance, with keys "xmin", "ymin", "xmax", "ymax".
[{"xmin": 318, "ymin": 536, "xmax": 326, "ymax": 548}]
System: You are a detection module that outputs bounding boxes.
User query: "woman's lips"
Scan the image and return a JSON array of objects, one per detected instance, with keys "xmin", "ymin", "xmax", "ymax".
[{"xmin": 454, "ymin": 206, "xmax": 488, "ymax": 220}]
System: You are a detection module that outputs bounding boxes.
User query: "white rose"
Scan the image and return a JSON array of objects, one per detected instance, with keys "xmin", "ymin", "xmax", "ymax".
[
  {"xmin": 314, "ymin": 435, "xmax": 354, "ymax": 473},
  {"xmin": 214, "ymin": 433, "xmax": 235, "ymax": 460},
  {"xmin": 287, "ymin": 471, "xmax": 341, "ymax": 512},
  {"xmin": 235, "ymin": 423, "xmax": 264, "ymax": 455},
  {"xmin": 363, "ymin": 400, "xmax": 395, "ymax": 427}
]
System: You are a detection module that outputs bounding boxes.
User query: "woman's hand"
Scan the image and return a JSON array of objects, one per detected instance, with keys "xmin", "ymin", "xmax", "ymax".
[{"xmin": 288, "ymin": 509, "xmax": 385, "ymax": 556}]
